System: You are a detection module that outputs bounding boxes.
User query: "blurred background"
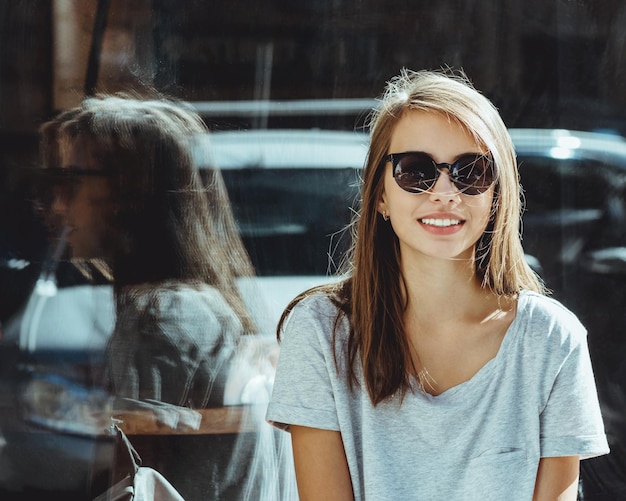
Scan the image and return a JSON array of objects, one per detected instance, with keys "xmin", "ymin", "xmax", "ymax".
[
  {"xmin": 3, "ymin": 0, "xmax": 626, "ymax": 311},
  {"xmin": 2, "ymin": 1, "xmax": 626, "ymax": 134}
]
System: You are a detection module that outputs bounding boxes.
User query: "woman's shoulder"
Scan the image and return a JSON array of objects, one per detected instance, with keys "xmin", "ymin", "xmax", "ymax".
[
  {"xmin": 286, "ymin": 286, "xmax": 345, "ymax": 321},
  {"xmin": 516, "ymin": 290, "xmax": 587, "ymax": 345},
  {"xmin": 279, "ymin": 285, "xmax": 348, "ymax": 341},
  {"xmin": 518, "ymin": 290, "xmax": 583, "ymax": 324},
  {"xmin": 124, "ymin": 280, "xmax": 228, "ymax": 307},
  {"xmin": 119, "ymin": 281, "xmax": 242, "ymax": 334}
]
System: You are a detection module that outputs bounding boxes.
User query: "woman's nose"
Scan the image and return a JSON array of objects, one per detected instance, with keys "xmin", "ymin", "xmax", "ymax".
[
  {"xmin": 428, "ymin": 169, "xmax": 460, "ymax": 203},
  {"xmin": 50, "ymin": 188, "xmax": 69, "ymax": 217}
]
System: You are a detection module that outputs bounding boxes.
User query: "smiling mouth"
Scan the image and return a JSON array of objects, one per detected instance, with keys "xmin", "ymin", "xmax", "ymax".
[{"xmin": 419, "ymin": 218, "xmax": 463, "ymax": 227}]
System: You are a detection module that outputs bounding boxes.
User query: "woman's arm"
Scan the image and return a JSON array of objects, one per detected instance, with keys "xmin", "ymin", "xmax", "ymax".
[
  {"xmin": 291, "ymin": 425, "xmax": 354, "ymax": 501},
  {"xmin": 532, "ymin": 456, "xmax": 580, "ymax": 501}
]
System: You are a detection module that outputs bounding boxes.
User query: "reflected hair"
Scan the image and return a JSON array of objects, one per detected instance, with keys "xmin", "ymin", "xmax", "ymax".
[
  {"xmin": 279, "ymin": 68, "xmax": 545, "ymax": 404},
  {"xmin": 39, "ymin": 94, "xmax": 256, "ymax": 332}
]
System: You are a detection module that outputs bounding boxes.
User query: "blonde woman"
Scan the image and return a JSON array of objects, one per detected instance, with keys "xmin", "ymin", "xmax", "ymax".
[{"xmin": 267, "ymin": 69, "xmax": 609, "ymax": 500}]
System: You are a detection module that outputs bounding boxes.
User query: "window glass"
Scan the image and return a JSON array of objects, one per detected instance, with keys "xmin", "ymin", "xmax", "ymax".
[{"xmin": 1, "ymin": 1, "xmax": 626, "ymax": 499}]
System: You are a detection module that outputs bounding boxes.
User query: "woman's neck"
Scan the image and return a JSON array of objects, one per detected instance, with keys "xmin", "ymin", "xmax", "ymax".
[{"xmin": 400, "ymin": 253, "xmax": 494, "ymax": 324}]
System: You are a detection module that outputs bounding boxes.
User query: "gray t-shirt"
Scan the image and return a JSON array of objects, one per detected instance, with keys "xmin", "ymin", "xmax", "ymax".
[
  {"xmin": 107, "ymin": 282, "xmax": 242, "ymax": 407},
  {"xmin": 267, "ymin": 290, "xmax": 609, "ymax": 501}
]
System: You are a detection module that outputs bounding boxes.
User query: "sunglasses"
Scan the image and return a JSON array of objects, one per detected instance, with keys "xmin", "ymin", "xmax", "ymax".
[
  {"xmin": 45, "ymin": 167, "xmax": 113, "ymax": 178},
  {"xmin": 385, "ymin": 152, "xmax": 494, "ymax": 196},
  {"xmin": 42, "ymin": 167, "xmax": 115, "ymax": 200}
]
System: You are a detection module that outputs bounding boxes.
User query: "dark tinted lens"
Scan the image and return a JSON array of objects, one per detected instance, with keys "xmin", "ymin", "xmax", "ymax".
[
  {"xmin": 450, "ymin": 155, "xmax": 493, "ymax": 195},
  {"xmin": 392, "ymin": 153, "xmax": 438, "ymax": 193},
  {"xmin": 43, "ymin": 168, "xmax": 111, "ymax": 201},
  {"xmin": 43, "ymin": 169, "xmax": 81, "ymax": 201}
]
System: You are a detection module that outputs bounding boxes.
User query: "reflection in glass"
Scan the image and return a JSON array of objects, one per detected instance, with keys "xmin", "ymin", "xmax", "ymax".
[{"xmin": 1, "ymin": 95, "xmax": 295, "ymax": 500}]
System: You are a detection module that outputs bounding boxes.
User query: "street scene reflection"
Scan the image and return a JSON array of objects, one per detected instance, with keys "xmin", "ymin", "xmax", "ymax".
[{"xmin": 1, "ymin": 95, "xmax": 295, "ymax": 500}]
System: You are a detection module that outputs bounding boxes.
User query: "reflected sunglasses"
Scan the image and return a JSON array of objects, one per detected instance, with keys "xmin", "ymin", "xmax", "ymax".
[
  {"xmin": 385, "ymin": 152, "xmax": 494, "ymax": 196},
  {"xmin": 45, "ymin": 167, "xmax": 113, "ymax": 179},
  {"xmin": 43, "ymin": 167, "xmax": 115, "ymax": 199}
]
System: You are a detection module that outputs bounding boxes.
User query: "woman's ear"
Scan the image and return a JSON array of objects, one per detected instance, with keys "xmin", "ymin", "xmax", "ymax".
[{"xmin": 378, "ymin": 193, "xmax": 389, "ymax": 220}]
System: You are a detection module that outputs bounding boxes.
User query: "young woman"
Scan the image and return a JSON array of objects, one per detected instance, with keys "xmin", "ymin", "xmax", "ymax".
[
  {"xmin": 38, "ymin": 96, "xmax": 292, "ymax": 500},
  {"xmin": 39, "ymin": 95, "xmax": 256, "ymax": 405},
  {"xmin": 266, "ymin": 69, "xmax": 609, "ymax": 500}
]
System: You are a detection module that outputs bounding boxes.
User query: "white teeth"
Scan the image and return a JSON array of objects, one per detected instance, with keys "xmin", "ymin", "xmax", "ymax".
[{"xmin": 420, "ymin": 218, "xmax": 462, "ymax": 227}]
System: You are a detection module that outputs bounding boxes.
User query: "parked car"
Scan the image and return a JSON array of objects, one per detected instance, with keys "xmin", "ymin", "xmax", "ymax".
[{"xmin": 1, "ymin": 127, "xmax": 625, "ymax": 499}]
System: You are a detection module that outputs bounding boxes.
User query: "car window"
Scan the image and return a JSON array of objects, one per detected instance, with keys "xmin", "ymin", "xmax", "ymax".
[
  {"xmin": 520, "ymin": 156, "xmax": 612, "ymax": 213},
  {"xmin": 221, "ymin": 167, "xmax": 359, "ymax": 275},
  {"xmin": 519, "ymin": 155, "xmax": 625, "ymax": 279}
]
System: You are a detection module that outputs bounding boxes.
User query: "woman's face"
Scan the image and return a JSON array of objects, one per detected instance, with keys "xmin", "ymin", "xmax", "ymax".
[
  {"xmin": 378, "ymin": 110, "xmax": 494, "ymax": 266},
  {"xmin": 52, "ymin": 134, "xmax": 117, "ymax": 259}
]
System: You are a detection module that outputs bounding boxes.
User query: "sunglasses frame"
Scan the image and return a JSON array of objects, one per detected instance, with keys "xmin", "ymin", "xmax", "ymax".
[
  {"xmin": 44, "ymin": 167, "xmax": 114, "ymax": 178},
  {"xmin": 385, "ymin": 151, "xmax": 495, "ymax": 196},
  {"xmin": 41, "ymin": 166, "xmax": 116, "ymax": 202}
]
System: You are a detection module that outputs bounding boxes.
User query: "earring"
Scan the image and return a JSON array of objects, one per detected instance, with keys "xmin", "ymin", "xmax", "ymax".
[{"xmin": 382, "ymin": 211, "xmax": 389, "ymax": 221}]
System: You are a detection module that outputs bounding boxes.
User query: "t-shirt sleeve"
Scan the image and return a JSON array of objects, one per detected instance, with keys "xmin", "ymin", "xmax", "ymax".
[
  {"xmin": 538, "ymin": 318, "xmax": 609, "ymax": 459},
  {"xmin": 266, "ymin": 297, "xmax": 342, "ymax": 432},
  {"xmin": 108, "ymin": 286, "xmax": 241, "ymax": 407}
]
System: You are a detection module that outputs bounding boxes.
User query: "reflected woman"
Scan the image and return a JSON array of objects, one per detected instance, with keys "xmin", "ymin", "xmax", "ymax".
[
  {"xmin": 40, "ymin": 95, "xmax": 255, "ymax": 406},
  {"xmin": 39, "ymin": 95, "xmax": 290, "ymax": 500}
]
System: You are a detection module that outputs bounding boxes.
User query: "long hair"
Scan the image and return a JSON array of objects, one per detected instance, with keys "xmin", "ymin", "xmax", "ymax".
[
  {"xmin": 39, "ymin": 94, "xmax": 256, "ymax": 332},
  {"xmin": 279, "ymin": 68, "xmax": 544, "ymax": 404}
]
